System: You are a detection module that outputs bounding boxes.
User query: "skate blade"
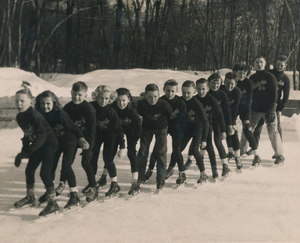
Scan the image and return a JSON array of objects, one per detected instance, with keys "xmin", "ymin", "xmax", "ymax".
[
  {"xmin": 97, "ymin": 185, "xmax": 108, "ymax": 190},
  {"xmin": 272, "ymin": 163, "xmax": 284, "ymax": 168},
  {"xmin": 125, "ymin": 190, "xmax": 141, "ymax": 200},
  {"xmin": 81, "ymin": 199, "xmax": 97, "ymax": 208},
  {"xmin": 34, "ymin": 210, "xmax": 61, "ymax": 223},
  {"xmin": 103, "ymin": 192, "xmax": 120, "ymax": 201},
  {"xmin": 173, "ymin": 181, "xmax": 187, "ymax": 189},
  {"xmin": 63, "ymin": 203, "xmax": 80, "ymax": 214},
  {"xmin": 9, "ymin": 203, "xmax": 36, "ymax": 212},
  {"xmin": 193, "ymin": 180, "xmax": 208, "ymax": 188}
]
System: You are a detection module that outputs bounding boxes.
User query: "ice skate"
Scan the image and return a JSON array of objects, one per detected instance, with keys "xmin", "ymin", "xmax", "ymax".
[
  {"xmin": 252, "ymin": 155, "xmax": 261, "ymax": 167},
  {"xmin": 184, "ymin": 159, "xmax": 192, "ymax": 170},
  {"xmin": 128, "ymin": 180, "xmax": 140, "ymax": 196},
  {"xmin": 235, "ymin": 157, "xmax": 243, "ymax": 170},
  {"xmin": 85, "ymin": 186, "xmax": 98, "ymax": 202},
  {"xmin": 227, "ymin": 152, "xmax": 234, "ymax": 160},
  {"xmin": 64, "ymin": 192, "xmax": 80, "ymax": 209},
  {"xmin": 96, "ymin": 174, "xmax": 107, "ymax": 189},
  {"xmin": 165, "ymin": 166, "xmax": 174, "ymax": 180},
  {"xmin": 55, "ymin": 182, "xmax": 65, "ymax": 196},
  {"xmin": 212, "ymin": 167, "xmax": 219, "ymax": 179},
  {"xmin": 246, "ymin": 149, "xmax": 254, "ymax": 156},
  {"xmin": 39, "ymin": 199, "xmax": 60, "ymax": 217},
  {"xmin": 274, "ymin": 155, "xmax": 285, "ymax": 166},
  {"xmin": 105, "ymin": 182, "xmax": 121, "ymax": 199},
  {"xmin": 14, "ymin": 193, "xmax": 35, "ymax": 209},
  {"xmin": 272, "ymin": 154, "xmax": 279, "ymax": 159},
  {"xmin": 175, "ymin": 173, "xmax": 186, "ymax": 187},
  {"xmin": 142, "ymin": 169, "xmax": 153, "ymax": 183},
  {"xmin": 196, "ymin": 171, "xmax": 209, "ymax": 185},
  {"xmin": 222, "ymin": 164, "xmax": 230, "ymax": 177},
  {"xmin": 154, "ymin": 179, "xmax": 165, "ymax": 194},
  {"xmin": 37, "ymin": 192, "xmax": 49, "ymax": 206}
]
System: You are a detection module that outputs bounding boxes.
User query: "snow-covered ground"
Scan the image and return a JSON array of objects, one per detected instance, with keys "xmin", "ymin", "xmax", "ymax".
[{"xmin": 0, "ymin": 68, "xmax": 300, "ymax": 243}]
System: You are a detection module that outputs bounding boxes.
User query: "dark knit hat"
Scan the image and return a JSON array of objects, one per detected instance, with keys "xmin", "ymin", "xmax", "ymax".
[{"xmin": 277, "ymin": 55, "xmax": 288, "ymax": 62}]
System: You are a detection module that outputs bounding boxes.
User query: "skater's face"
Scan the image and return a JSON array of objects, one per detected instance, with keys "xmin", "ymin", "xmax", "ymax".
[
  {"xmin": 15, "ymin": 93, "xmax": 32, "ymax": 113},
  {"xmin": 116, "ymin": 95, "xmax": 130, "ymax": 110},
  {"xmin": 163, "ymin": 85, "xmax": 177, "ymax": 100},
  {"xmin": 146, "ymin": 91, "xmax": 159, "ymax": 105},
  {"xmin": 196, "ymin": 83, "xmax": 209, "ymax": 98},
  {"xmin": 254, "ymin": 58, "xmax": 266, "ymax": 71},
  {"xmin": 225, "ymin": 78, "xmax": 236, "ymax": 92},
  {"xmin": 182, "ymin": 86, "xmax": 195, "ymax": 101},
  {"xmin": 96, "ymin": 92, "xmax": 110, "ymax": 107},
  {"xmin": 234, "ymin": 70, "xmax": 247, "ymax": 81},
  {"xmin": 209, "ymin": 78, "xmax": 222, "ymax": 91},
  {"xmin": 40, "ymin": 97, "xmax": 54, "ymax": 113},
  {"xmin": 276, "ymin": 60, "xmax": 286, "ymax": 72},
  {"xmin": 71, "ymin": 90, "xmax": 87, "ymax": 105}
]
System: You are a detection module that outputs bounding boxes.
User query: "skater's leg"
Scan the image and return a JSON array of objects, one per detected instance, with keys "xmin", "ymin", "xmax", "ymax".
[
  {"xmin": 90, "ymin": 139, "xmax": 102, "ymax": 175},
  {"xmin": 266, "ymin": 113, "xmax": 284, "ymax": 156},
  {"xmin": 61, "ymin": 143, "xmax": 78, "ymax": 189},
  {"xmin": 154, "ymin": 128, "xmax": 168, "ymax": 181},
  {"xmin": 253, "ymin": 117, "xmax": 264, "ymax": 146},
  {"xmin": 191, "ymin": 134, "xmax": 205, "ymax": 172}
]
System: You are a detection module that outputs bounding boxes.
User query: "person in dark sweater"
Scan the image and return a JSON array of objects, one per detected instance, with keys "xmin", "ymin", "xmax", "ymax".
[
  {"xmin": 137, "ymin": 84, "xmax": 173, "ymax": 190},
  {"xmin": 63, "ymin": 81, "xmax": 98, "ymax": 202},
  {"xmin": 90, "ymin": 85, "xmax": 125, "ymax": 198},
  {"xmin": 220, "ymin": 72, "xmax": 242, "ymax": 169},
  {"xmin": 111, "ymin": 88, "xmax": 142, "ymax": 195},
  {"xmin": 252, "ymin": 55, "xmax": 290, "ymax": 157},
  {"xmin": 14, "ymin": 88, "xmax": 59, "ymax": 216},
  {"xmin": 233, "ymin": 63, "xmax": 261, "ymax": 165},
  {"xmin": 240, "ymin": 56, "xmax": 284, "ymax": 165},
  {"xmin": 192, "ymin": 78, "xmax": 229, "ymax": 178},
  {"xmin": 180, "ymin": 80, "xmax": 209, "ymax": 184},
  {"xmin": 35, "ymin": 90, "xmax": 89, "ymax": 209},
  {"xmin": 144, "ymin": 79, "xmax": 188, "ymax": 186}
]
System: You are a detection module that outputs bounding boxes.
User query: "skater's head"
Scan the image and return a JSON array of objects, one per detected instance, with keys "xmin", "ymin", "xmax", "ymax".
[
  {"xmin": 15, "ymin": 88, "xmax": 33, "ymax": 113},
  {"xmin": 145, "ymin": 84, "xmax": 159, "ymax": 106},
  {"xmin": 35, "ymin": 90, "xmax": 62, "ymax": 113},
  {"xmin": 71, "ymin": 81, "xmax": 88, "ymax": 105},
  {"xmin": 163, "ymin": 79, "xmax": 178, "ymax": 100},
  {"xmin": 196, "ymin": 78, "xmax": 209, "ymax": 98},
  {"xmin": 254, "ymin": 56, "xmax": 266, "ymax": 71},
  {"xmin": 92, "ymin": 85, "xmax": 112, "ymax": 108},
  {"xmin": 224, "ymin": 72, "xmax": 237, "ymax": 92},
  {"xmin": 116, "ymin": 87, "xmax": 132, "ymax": 110},
  {"xmin": 109, "ymin": 90, "xmax": 118, "ymax": 104},
  {"xmin": 275, "ymin": 55, "xmax": 288, "ymax": 72},
  {"xmin": 233, "ymin": 63, "xmax": 250, "ymax": 81},
  {"xmin": 181, "ymin": 80, "xmax": 196, "ymax": 101},
  {"xmin": 208, "ymin": 73, "xmax": 222, "ymax": 91}
]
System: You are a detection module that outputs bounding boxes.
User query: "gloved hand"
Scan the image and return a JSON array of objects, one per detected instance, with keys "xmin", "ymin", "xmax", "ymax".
[
  {"xmin": 227, "ymin": 125, "xmax": 235, "ymax": 136},
  {"xmin": 79, "ymin": 138, "xmax": 89, "ymax": 150},
  {"xmin": 14, "ymin": 153, "xmax": 23, "ymax": 167},
  {"xmin": 81, "ymin": 150, "xmax": 94, "ymax": 162},
  {"xmin": 200, "ymin": 141, "xmax": 207, "ymax": 150},
  {"xmin": 117, "ymin": 148, "xmax": 126, "ymax": 158},
  {"xmin": 266, "ymin": 103, "xmax": 277, "ymax": 124},
  {"xmin": 243, "ymin": 121, "xmax": 252, "ymax": 131}
]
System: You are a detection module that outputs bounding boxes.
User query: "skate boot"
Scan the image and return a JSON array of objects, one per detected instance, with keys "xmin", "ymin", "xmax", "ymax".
[
  {"xmin": 128, "ymin": 180, "xmax": 140, "ymax": 196},
  {"xmin": 96, "ymin": 174, "xmax": 107, "ymax": 189},
  {"xmin": 86, "ymin": 186, "xmax": 98, "ymax": 202},
  {"xmin": 176, "ymin": 172, "xmax": 186, "ymax": 186},
  {"xmin": 212, "ymin": 167, "xmax": 219, "ymax": 179},
  {"xmin": 38, "ymin": 192, "xmax": 49, "ymax": 205},
  {"xmin": 81, "ymin": 184, "xmax": 90, "ymax": 194},
  {"xmin": 55, "ymin": 182, "xmax": 65, "ymax": 196},
  {"xmin": 227, "ymin": 152, "xmax": 234, "ymax": 159},
  {"xmin": 274, "ymin": 155, "xmax": 285, "ymax": 165},
  {"xmin": 39, "ymin": 198, "xmax": 60, "ymax": 216},
  {"xmin": 156, "ymin": 179, "xmax": 165, "ymax": 190},
  {"xmin": 184, "ymin": 159, "xmax": 192, "ymax": 170},
  {"xmin": 272, "ymin": 154, "xmax": 279, "ymax": 159},
  {"xmin": 235, "ymin": 157, "xmax": 243, "ymax": 170},
  {"xmin": 105, "ymin": 182, "xmax": 121, "ymax": 197},
  {"xmin": 252, "ymin": 155, "xmax": 261, "ymax": 167},
  {"xmin": 197, "ymin": 171, "xmax": 208, "ymax": 184},
  {"xmin": 222, "ymin": 164, "xmax": 230, "ymax": 177},
  {"xmin": 246, "ymin": 149, "xmax": 254, "ymax": 156},
  {"xmin": 64, "ymin": 192, "xmax": 80, "ymax": 209},
  {"xmin": 14, "ymin": 190, "xmax": 35, "ymax": 208},
  {"xmin": 165, "ymin": 166, "xmax": 174, "ymax": 180},
  {"xmin": 142, "ymin": 169, "xmax": 153, "ymax": 183}
]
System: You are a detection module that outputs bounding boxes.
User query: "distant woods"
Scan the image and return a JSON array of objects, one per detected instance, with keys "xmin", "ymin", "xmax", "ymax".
[{"xmin": 1, "ymin": 0, "xmax": 300, "ymax": 86}]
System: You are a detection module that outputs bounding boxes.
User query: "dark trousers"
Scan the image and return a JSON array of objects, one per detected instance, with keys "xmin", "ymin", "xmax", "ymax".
[
  {"xmin": 137, "ymin": 128, "xmax": 168, "ymax": 181},
  {"xmin": 51, "ymin": 140, "xmax": 78, "ymax": 188},
  {"xmin": 91, "ymin": 135, "xmax": 118, "ymax": 178},
  {"xmin": 184, "ymin": 128, "xmax": 205, "ymax": 172},
  {"xmin": 126, "ymin": 134, "xmax": 139, "ymax": 173},
  {"xmin": 25, "ymin": 145, "xmax": 57, "ymax": 189},
  {"xmin": 212, "ymin": 123, "xmax": 227, "ymax": 159}
]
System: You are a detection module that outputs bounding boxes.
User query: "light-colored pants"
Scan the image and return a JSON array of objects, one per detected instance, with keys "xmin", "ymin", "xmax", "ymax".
[{"xmin": 240, "ymin": 111, "xmax": 284, "ymax": 156}]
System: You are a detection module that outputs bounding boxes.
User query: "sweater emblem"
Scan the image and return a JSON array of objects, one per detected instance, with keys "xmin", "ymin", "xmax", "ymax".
[
  {"xmin": 277, "ymin": 80, "xmax": 284, "ymax": 86},
  {"xmin": 97, "ymin": 118, "xmax": 110, "ymax": 129},
  {"xmin": 188, "ymin": 110, "xmax": 196, "ymax": 121},
  {"xmin": 53, "ymin": 123, "xmax": 66, "ymax": 137},
  {"xmin": 121, "ymin": 117, "xmax": 132, "ymax": 126},
  {"xmin": 23, "ymin": 125, "xmax": 36, "ymax": 142},
  {"xmin": 170, "ymin": 109, "xmax": 179, "ymax": 119},
  {"xmin": 74, "ymin": 117, "xmax": 86, "ymax": 131},
  {"xmin": 146, "ymin": 113, "xmax": 162, "ymax": 121},
  {"xmin": 253, "ymin": 80, "xmax": 267, "ymax": 90}
]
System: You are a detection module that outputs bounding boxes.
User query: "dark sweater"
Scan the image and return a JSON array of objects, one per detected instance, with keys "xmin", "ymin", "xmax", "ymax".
[
  {"xmin": 220, "ymin": 85, "xmax": 242, "ymax": 125},
  {"xmin": 195, "ymin": 94, "xmax": 226, "ymax": 133},
  {"xmin": 137, "ymin": 98, "xmax": 173, "ymax": 130},
  {"xmin": 269, "ymin": 68, "xmax": 290, "ymax": 111},
  {"xmin": 236, "ymin": 78, "xmax": 253, "ymax": 121},
  {"xmin": 63, "ymin": 100, "xmax": 96, "ymax": 150},
  {"xmin": 17, "ymin": 107, "xmax": 58, "ymax": 158},
  {"xmin": 250, "ymin": 70, "xmax": 278, "ymax": 112},
  {"xmin": 90, "ymin": 101, "xmax": 125, "ymax": 149}
]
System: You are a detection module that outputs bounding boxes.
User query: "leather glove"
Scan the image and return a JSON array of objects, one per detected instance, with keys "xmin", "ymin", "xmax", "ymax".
[{"xmin": 14, "ymin": 153, "xmax": 23, "ymax": 167}]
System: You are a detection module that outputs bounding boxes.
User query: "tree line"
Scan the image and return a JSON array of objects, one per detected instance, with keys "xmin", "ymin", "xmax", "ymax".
[{"xmin": 0, "ymin": 0, "xmax": 300, "ymax": 89}]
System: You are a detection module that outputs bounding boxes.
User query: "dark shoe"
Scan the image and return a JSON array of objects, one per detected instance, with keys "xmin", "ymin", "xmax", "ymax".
[
  {"xmin": 64, "ymin": 192, "xmax": 80, "ymax": 209},
  {"xmin": 142, "ymin": 169, "xmax": 153, "ymax": 183},
  {"xmin": 38, "ymin": 192, "xmax": 49, "ymax": 204},
  {"xmin": 55, "ymin": 182, "xmax": 65, "ymax": 196},
  {"xmin": 165, "ymin": 166, "xmax": 174, "ymax": 180},
  {"xmin": 128, "ymin": 180, "xmax": 140, "ymax": 196},
  {"xmin": 156, "ymin": 179, "xmax": 165, "ymax": 190},
  {"xmin": 227, "ymin": 152, "xmax": 234, "ymax": 159},
  {"xmin": 14, "ymin": 193, "xmax": 35, "ymax": 208},
  {"xmin": 106, "ymin": 182, "xmax": 121, "ymax": 197},
  {"xmin": 81, "ymin": 184, "xmax": 90, "ymax": 194},
  {"xmin": 86, "ymin": 186, "xmax": 98, "ymax": 202},
  {"xmin": 39, "ymin": 200, "xmax": 59, "ymax": 216},
  {"xmin": 212, "ymin": 167, "xmax": 219, "ymax": 179},
  {"xmin": 184, "ymin": 159, "xmax": 192, "ymax": 170},
  {"xmin": 274, "ymin": 155, "xmax": 285, "ymax": 165},
  {"xmin": 96, "ymin": 175, "xmax": 107, "ymax": 188},
  {"xmin": 176, "ymin": 173, "xmax": 186, "ymax": 185},
  {"xmin": 246, "ymin": 149, "xmax": 254, "ymax": 156},
  {"xmin": 222, "ymin": 164, "xmax": 230, "ymax": 177},
  {"xmin": 197, "ymin": 171, "xmax": 208, "ymax": 184},
  {"xmin": 252, "ymin": 155, "xmax": 261, "ymax": 167},
  {"xmin": 235, "ymin": 157, "xmax": 243, "ymax": 169}
]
